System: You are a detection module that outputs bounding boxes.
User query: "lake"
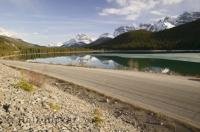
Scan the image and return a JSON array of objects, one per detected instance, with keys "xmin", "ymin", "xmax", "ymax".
[{"xmin": 12, "ymin": 52, "xmax": 200, "ymax": 76}]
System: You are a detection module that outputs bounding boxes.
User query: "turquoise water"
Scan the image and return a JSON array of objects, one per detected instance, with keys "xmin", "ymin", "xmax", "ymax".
[{"xmin": 22, "ymin": 53, "xmax": 200, "ymax": 76}]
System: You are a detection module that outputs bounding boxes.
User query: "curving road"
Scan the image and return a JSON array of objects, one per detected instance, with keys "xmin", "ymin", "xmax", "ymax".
[{"xmin": 1, "ymin": 60, "xmax": 200, "ymax": 128}]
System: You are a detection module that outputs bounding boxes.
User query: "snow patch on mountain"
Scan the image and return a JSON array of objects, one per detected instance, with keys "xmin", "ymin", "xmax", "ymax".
[
  {"xmin": 113, "ymin": 12, "xmax": 200, "ymax": 36},
  {"xmin": 62, "ymin": 34, "xmax": 93, "ymax": 47},
  {"xmin": 0, "ymin": 27, "xmax": 18, "ymax": 38},
  {"xmin": 175, "ymin": 12, "xmax": 200, "ymax": 26},
  {"xmin": 114, "ymin": 26, "xmax": 136, "ymax": 37},
  {"xmin": 99, "ymin": 33, "xmax": 114, "ymax": 38},
  {"xmin": 148, "ymin": 17, "xmax": 176, "ymax": 32}
]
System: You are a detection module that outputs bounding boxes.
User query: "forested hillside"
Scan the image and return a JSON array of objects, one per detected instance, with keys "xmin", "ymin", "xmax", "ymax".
[
  {"xmin": 0, "ymin": 35, "xmax": 90, "ymax": 57},
  {"xmin": 0, "ymin": 35, "xmax": 37, "ymax": 56}
]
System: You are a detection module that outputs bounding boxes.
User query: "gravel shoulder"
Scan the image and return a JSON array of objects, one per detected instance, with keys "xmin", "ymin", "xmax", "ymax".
[
  {"xmin": 0, "ymin": 63, "xmax": 137, "ymax": 131},
  {"xmin": 0, "ymin": 63, "xmax": 199, "ymax": 132}
]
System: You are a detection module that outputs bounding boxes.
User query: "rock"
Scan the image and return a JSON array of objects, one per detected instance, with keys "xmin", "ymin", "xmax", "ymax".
[
  {"xmin": 106, "ymin": 98, "xmax": 110, "ymax": 103},
  {"xmin": 22, "ymin": 123, "xmax": 30, "ymax": 130},
  {"xmin": 161, "ymin": 68, "xmax": 170, "ymax": 74},
  {"xmin": 41, "ymin": 101, "xmax": 49, "ymax": 109},
  {"xmin": 161, "ymin": 122, "xmax": 164, "ymax": 126},
  {"xmin": 13, "ymin": 127, "xmax": 17, "ymax": 131},
  {"xmin": 3, "ymin": 104, "xmax": 10, "ymax": 113}
]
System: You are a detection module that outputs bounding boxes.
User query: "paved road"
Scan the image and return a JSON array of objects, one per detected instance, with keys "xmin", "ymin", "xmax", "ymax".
[{"xmin": 1, "ymin": 60, "xmax": 200, "ymax": 128}]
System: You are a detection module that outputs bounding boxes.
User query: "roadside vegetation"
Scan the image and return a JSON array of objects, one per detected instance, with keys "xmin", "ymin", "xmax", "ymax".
[
  {"xmin": 92, "ymin": 108, "xmax": 104, "ymax": 126},
  {"xmin": 49, "ymin": 102, "xmax": 61, "ymax": 112},
  {"xmin": 14, "ymin": 70, "xmax": 46, "ymax": 92},
  {"xmin": 15, "ymin": 79, "xmax": 34, "ymax": 92}
]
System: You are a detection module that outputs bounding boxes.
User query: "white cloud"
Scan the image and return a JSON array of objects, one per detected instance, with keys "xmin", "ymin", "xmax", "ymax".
[
  {"xmin": 150, "ymin": 10, "xmax": 165, "ymax": 16},
  {"xmin": 162, "ymin": 0, "xmax": 183, "ymax": 5},
  {"xmin": 150, "ymin": 9, "xmax": 168, "ymax": 16},
  {"xmin": 100, "ymin": 0, "xmax": 184, "ymax": 20}
]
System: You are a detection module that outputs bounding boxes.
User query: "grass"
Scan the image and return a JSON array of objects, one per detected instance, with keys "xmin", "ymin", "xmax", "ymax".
[
  {"xmin": 15, "ymin": 70, "xmax": 44, "ymax": 92},
  {"xmin": 15, "ymin": 79, "xmax": 34, "ymax": 92},
  {"xmin": 92, "ymin": 108, "xmax": 104, "ymax": 126},
  {"xmin": 155, "ymin": 112, "xmax": 167, "ymax": 120},
  {"xmin": 49, "ymin": 102, "xmax": 61, "ymax": 112}
]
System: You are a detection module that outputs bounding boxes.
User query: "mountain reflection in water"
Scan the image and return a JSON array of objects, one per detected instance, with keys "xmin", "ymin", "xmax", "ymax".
[{"xmin": 15, "ymin": 53, "xmax": 200, "ymax": 76}]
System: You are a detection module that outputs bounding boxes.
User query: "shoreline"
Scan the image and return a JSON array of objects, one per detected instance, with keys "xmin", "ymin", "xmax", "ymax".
[
  {"xmin": 1, "ymin": 51, "xmax": 200, "ymax": 78},
  {"xmin": 1, "ymin": 49, "xmax": 200, "ymax": 59},
  {"xmin": 26, "ymin": 61, "xmax": 200, "ymax": 79},
  {"xmin": 103, "ymin": 50, "xmax": 200, "ymax": 54},
  {"xmin": 0, "ymin": 50, "xmax": 104, "ymax": 59}
]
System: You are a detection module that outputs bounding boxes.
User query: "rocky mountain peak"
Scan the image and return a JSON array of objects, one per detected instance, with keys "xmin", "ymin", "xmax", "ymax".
[
  {"xmin": 99, "ymin": 33, "xmax": 114, "ymax": 38},
  {"xmin": 62, "ymin": 34, "xmax": 93, "ymax": 47},
  {"xmin": 114, "ymin": 26, "xmax": 136, "ymax": 37},
  {"xmin": 176, "ymin": 11, "xmax": 200, "ymax": 26}
]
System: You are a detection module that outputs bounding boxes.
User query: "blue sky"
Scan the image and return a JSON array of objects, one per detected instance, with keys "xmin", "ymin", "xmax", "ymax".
[{"xmin": 0, "ymin": 0, "xmax": 199, "ymax": 45}]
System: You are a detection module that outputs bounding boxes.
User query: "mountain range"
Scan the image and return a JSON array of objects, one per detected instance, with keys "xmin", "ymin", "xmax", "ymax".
[
  {"xmin": 90, "ymin": 19, "xmax": 200, "ymax": 50},
  {"xmin": 61, "ymin": 11, "xmax": 200, "ymax": 47},
  {"xmin": 114, "ymin": 12, "xmax": 200, "ymax": 36},
  {"xmin": 61, "ymin": 34, "xmax": 93, "ymax": 47}
]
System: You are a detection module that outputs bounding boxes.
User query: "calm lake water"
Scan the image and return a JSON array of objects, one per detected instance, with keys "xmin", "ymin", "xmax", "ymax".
[{"xmin": 13, "ymin": 53, "xmax": 200, "ymax": 76}]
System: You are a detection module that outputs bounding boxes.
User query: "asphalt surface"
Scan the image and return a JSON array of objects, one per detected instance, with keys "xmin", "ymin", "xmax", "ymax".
[{"xmin": 1, "ymin": 60, "xmax": 200, "ymax": 128}]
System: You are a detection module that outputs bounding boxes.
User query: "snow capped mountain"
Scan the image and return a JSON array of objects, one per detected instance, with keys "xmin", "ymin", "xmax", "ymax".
[
  {"xmin": 148, "ymin": 17, "xmax": 176, "ymax": 32},
  {"xmin": 60, "ymin": 11, "xmax": 200, "ymax": 47},
  {"xmin": 90, "ymin": 33, "xmax": 113, "ymax": 46},
  {"xmin": 0, "ymin": 27, "xmax": 18, "ymax": 38},
  {"xmin": 62, "ymin": 34, "xmax": 93, "ymax": 47},
  {"xmin": 148, "ymin": 12, "xmax": 200, "ymax": 31},
  {"xmin": 99, "ymin": 33, "xmax": 114, "ymax": 38},
  {"xmin": 114, "ymin": 17, "xmax": 175, "ymax": 35},
  {"xmin": 138, "ymin": 16, "xmax": 176, "ymax": 32},
  {"xmin": 113, "ymin": 11, "xmax": 200, "ymax": 36},
  {"xmin": 175, "ymin": 12, "xmax": 200, "ymax": 26},
  {"xmin": 138, "ymin": 23, "xmax": 153, "ymax": 31},
  {"xmin": 114, "ymin": 26, "xmax": 136, "ymax": 37}
]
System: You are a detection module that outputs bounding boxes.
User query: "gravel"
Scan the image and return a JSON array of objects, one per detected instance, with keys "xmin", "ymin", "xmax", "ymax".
[
  {"xmin": 0, "ymin": 63, "xmax": 138, "ymax": 131},
  {"xmin": 0, "ymin": 63, "xmax": 196, "ymax": 132}
]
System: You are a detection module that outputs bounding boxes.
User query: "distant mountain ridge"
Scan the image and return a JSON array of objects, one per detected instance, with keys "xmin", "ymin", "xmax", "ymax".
[
  {"xmin": 90, "ymin": 19, "xmax": 200, "ymax": 50},
  {"xmin": 60, "ymin": 11, "xmax": 200, "ymax": 48},
  {"xmin": 176, "ymin": 12, "xmax": 200, "ymax": 26},
  {"xmin": 88, "ymin": 33, "xmax": 113, "ymax": 46},
  {"xmin": 61, "ymin": 34, "xmax": 93, "ymax": 47},
  {"xmin": 99, "ymin": 33, "xmax": 113, "ymax": 38},
  {"xmin": 0, "ymin": 35, "xmax": 36, "ymax": 50},
  {"xmin": 114, "ymin": 26, "xmax": 136, "ymax": 37},
  {"xmin": 0, "ymin": 27, "xmax": 18, "ymax": 38},
  {"xmin": 0, "ymin": 35, "xmax": 38, "ymax": 56},
  {"xmin": 113, "ymin": 12, "xmax": 200, "ymax": 36}
]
